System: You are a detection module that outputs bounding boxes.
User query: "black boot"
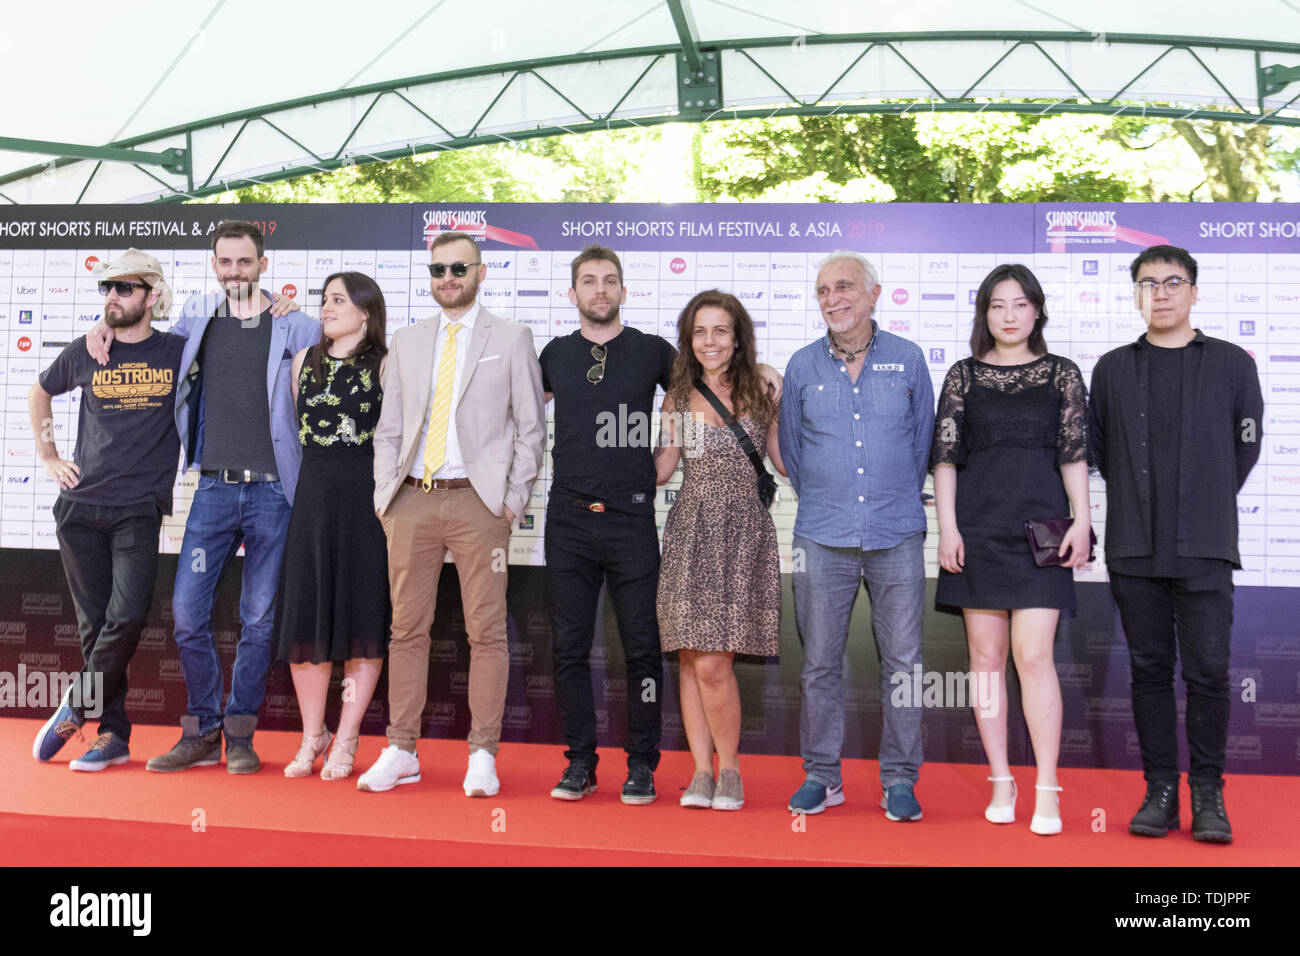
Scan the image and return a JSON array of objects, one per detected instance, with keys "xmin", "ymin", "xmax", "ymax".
[
  {"xmin": 223, "ymin": 714, "xmax": 261, "ymax": 775},
  {"xmin": 1190, "ymin": 779, "xmax": 1233, "ymax": 844},
  {"xmin": 1129, "ymin": 780, "xmax": 1180, "ymax": 837}
]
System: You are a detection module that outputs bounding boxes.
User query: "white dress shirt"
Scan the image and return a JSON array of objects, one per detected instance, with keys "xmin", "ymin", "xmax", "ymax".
[{"xmin": 408, "ymin": 302, "xmax": 480, "ymax": 480}]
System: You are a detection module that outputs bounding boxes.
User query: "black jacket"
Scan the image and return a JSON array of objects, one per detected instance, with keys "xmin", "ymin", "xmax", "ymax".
[{"xmin": 1087, "ymin": 330, "xmax": 1263, "ymax": 568}]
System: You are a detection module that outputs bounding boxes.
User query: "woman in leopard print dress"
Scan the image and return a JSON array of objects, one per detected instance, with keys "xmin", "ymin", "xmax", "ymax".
[{"xmin": 655, "ymin": 290, "xmax": 783, "ymax": 811}]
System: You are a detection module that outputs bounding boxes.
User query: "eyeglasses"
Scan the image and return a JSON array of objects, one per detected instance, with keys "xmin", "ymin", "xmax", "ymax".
[
  {"xmin": 97, "ymin": 280, "xmax": 151, "ymax": 296},
  {"xmin": 587, "ymin": 344, "xmax": 607, "ymax": 385},
  {"xmin": 426, "ymin": 261, "xmax": 480, "ymax": 279},
  {"xmin": 1134, "ymin": 276, "xmax": 1193, "ymax": 294}
]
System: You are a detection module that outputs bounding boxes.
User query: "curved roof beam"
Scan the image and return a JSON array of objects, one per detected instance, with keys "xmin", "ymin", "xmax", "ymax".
[{"xmin": 2, "ymin": 29, "xmax": 1298, "ymax": 203}]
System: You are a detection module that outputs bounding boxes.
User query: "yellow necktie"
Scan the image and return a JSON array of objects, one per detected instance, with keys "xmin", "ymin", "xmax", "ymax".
[{"xmin": 422, "ymin": 322, "xmax": 462, "ymax": 489}]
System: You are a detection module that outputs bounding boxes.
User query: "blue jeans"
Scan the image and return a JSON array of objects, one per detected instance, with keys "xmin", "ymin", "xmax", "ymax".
[
  {"xmin": 792, "ymin": 531, "xmax": 925, "ymax": 790},
  {"xmin": 173, "ymin": 477, "xmax": 292, "ymax": 734}
]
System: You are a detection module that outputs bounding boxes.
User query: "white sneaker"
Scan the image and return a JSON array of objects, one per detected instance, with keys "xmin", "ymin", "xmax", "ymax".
[
  {"xmin": 463, "ymin": 748, "xmax": 500, "ymax": 797},
  {"xmin": 356, "ymin": 745, "xmax": 421, "ymax": 792}
]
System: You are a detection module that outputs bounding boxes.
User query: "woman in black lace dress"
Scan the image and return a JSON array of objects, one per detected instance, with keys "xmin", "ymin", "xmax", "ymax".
[
  {"xmin": 929, "ymin": 264, "xmax": 1091, "ymax": 836},
  {"xmin": 275, "ymin": 272, "xmax": 390, "ymax": 781}
]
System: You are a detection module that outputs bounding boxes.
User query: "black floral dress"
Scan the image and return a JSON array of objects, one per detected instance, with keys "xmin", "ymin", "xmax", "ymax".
[
  {"xmin": 929, "ymin": 354, "xmax": 1088, "ymax": 613},
  {"xmin": 275, "ymin": 353, "xmax": 390, "ymax": 662}
]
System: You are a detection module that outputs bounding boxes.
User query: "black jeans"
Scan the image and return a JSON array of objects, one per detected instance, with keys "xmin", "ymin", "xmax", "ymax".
[
  {"xmin": 53, "ymin": 497, "xmax": 162, "ymax": 743},
  {"xmin": 545, "ymin": 500, "xmax": 662, "ymax": 772},
  {"xmin": 1109, "ymin": 571, "xmax": 1234, "ymax": 784}
]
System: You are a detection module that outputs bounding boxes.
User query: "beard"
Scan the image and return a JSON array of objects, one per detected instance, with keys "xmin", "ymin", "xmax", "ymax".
[
  {"xmin": 433, "ymin": 277, "xmax": 480, "ymax": 312},
  {"xmin": 577, "ymin": 299, "xmax": 620, "ymax": 325},
  {"xmin": 104, "ymin": 298, "xmax": 149, "ymax": 330},
  {"xmin": 222, "ymin": 280, "xmax": 257, "ymax": 301}
]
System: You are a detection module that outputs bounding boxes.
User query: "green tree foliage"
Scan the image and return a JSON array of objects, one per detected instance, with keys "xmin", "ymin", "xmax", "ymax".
[
  {"xmin": 1105, "ymin": 117, "xmax": 1297, "ymax": 202},
  {"xmin": 193, "ymin": 113, "xmax": 1298, "ymax": 206},
  {"xmin": 697, "ymin": 113, "xmax": 1133, "ymax": 203},
  {"xmin": 198, "ymin": 127, "xmax": 694, "ymax": 205}
]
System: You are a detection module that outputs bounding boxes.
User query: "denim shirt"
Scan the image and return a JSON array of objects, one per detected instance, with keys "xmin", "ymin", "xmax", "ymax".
[{"xmin": 779, "ymin": 325, "xmax": 935, "ymax": 551}]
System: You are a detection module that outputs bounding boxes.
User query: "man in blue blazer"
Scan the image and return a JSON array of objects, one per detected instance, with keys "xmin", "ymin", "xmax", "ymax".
[{"xmin": 89, "ymin": 219, "xmax": 317, "ymax": 774}]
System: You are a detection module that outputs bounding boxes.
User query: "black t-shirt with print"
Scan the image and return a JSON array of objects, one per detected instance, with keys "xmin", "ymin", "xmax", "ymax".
[
  {"xmin": 540, "ymin": 326, "xmax": 676, "ymax": 514},
  {"xmin": 39, "ymin": 331, "xmax": 186, "ymax": 514}
]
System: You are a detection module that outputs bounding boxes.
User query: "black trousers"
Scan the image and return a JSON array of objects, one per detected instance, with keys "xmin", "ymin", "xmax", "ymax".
[
  {"xmin": 545, "ymin": 501, "xmax": 662, "ymax": 772},
  {"xmin": 53, "ymin": 497, "xmax": 162, "ymax": 743},
  {"xmin": 1109, "ymin": 571, "xmax": 1234, "ymax": 784}
]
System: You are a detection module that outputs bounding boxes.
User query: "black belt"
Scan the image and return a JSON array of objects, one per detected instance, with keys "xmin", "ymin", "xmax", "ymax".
[{"xmin": 201, "ymin": 469, "xmax": 278, "ymax": 484}]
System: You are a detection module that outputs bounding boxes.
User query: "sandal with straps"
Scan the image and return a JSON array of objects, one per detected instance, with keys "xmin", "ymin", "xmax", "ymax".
[
  {"xmin": 985, "ymin": 775, "xmax": 1017, "ymax": 825},
  {"xmin": 284, "ymin": 727, "xmax": 332, "ymax": 778},
  {"xmin": 1030, "ymin": 784, "xmax": 1063, "ymax": 836},
  {"xmin": 321, "ymin": 735, "xmax": 359, "ymax": 781}
]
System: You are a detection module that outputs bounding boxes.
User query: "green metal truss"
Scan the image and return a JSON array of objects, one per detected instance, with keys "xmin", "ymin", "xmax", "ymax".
[{"xmin": 2, "ymin": 28, "xmax": 1298, "ymax": 204}]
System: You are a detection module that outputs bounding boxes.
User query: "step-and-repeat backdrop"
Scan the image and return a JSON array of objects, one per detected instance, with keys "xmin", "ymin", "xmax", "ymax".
[{"xmin": 1, "ymin": 202, "xmax": 1297, "ymax": 773}]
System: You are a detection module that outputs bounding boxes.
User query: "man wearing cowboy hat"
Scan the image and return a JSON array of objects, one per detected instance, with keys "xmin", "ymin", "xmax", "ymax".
[{"xmin": 30, "ymin": 248, "xmax": 186, "ymax": 771}]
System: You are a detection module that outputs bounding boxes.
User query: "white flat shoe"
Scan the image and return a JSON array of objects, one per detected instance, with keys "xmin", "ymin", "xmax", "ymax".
[
  {"xmin": 1030, "ymin": 784, "xmax": 1063, "ymax": 835},
  {"xmin": 985, "ymin": 775, "xmax": 1017, "ymax": 824}
]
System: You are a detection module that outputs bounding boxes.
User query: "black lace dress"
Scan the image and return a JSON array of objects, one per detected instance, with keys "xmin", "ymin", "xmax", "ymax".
[
  {"xmin": 929, "ymin": 354, "xmax": 1088, "ymax": 612},
  {"xmin": 275, "ymin": 353, "xmax": 390, "ymax": 663}
]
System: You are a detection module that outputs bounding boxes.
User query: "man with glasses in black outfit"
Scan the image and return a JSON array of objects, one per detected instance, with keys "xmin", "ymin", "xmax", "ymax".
[
  {"xmin": 1089, "ymin": 244, "xmax": 1263, "ymax": 844},
  {"xmin": 541, "ymin": 246, "xmax": 676, "ymax": 804}
]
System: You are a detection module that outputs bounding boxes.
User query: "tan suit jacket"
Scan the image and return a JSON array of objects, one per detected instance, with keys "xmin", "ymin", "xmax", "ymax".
[{"xmin": 373, "ymin": 307, "xmax": 545, "ymax": 519}]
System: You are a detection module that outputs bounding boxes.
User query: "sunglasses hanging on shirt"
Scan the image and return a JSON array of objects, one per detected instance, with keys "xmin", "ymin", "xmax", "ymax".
[{"xmin": 587, "ymin": 344, "xmax": 607, "ymax": 385}]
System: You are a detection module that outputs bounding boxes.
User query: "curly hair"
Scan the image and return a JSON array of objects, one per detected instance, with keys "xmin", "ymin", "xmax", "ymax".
[{"xmin": 667, "ymin": 289, "xmax": 775, "ymax": 423}]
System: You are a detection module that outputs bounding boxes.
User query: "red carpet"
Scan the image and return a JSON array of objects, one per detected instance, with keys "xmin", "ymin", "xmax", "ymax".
[{"xmin": 3, "ymin": 718, "xmax": 1295, "ymax": 866}]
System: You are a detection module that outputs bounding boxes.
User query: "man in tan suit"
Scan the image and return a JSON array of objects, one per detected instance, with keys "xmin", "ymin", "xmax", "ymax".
[{"xmin": 358, "ymin": 232, "xmax": 545, "ymax": 796}]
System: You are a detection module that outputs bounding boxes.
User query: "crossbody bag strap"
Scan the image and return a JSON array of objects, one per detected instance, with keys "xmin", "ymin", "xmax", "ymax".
[{"xmin": 694, "ymin": 381, "xmax": 767, "ymax": 479}]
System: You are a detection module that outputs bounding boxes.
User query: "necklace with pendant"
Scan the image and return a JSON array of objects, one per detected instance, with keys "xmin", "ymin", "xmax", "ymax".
[{"xmin": 830, "ymin": 330, "xmax": 873, "ymax": 362}]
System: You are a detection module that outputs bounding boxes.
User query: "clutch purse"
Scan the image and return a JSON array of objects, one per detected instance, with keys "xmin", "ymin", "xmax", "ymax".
[{"xmin": 1024, "ymin": 518, "xmax": 1096, "ymax": 567}]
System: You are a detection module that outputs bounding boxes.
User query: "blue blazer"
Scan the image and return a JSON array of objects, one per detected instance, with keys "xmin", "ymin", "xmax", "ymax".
[{"xmin": 171, "ymin": 291, "xmax": 320, "ymax": 506}]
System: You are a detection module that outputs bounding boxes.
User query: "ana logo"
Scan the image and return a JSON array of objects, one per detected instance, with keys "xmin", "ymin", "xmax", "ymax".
[
  {"xmin": 669, "ymin": 258, "xmax": 686, "ymax": 274},
  {"xmin": 892, "ymin": 289, "xmax": 909, "ymax": 305},
  {"xmin": 83, "ymin": 256, "xmax": 99, "ymax": 271},
  {"xmin": 281, "ymin": 283, "xmax": 297, "ymax": 298},
  {"xmin": 17, "ymin": 336, "xmax": 32, "ymax": 352}
]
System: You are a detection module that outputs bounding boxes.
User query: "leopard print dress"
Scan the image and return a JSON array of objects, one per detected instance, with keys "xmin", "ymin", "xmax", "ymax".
[{"xmin": 657, "ymin": 415, "xmax": 780, "ymax": 655}]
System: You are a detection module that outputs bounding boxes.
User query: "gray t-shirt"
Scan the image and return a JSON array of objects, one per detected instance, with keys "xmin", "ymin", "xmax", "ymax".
[
  {"xmin": 39, "ymin": 331, "xmax": 186, "ymax": 513},
  {"xmin": 199, "ymin": 308, "xmax": 278, "ymax": 474}
]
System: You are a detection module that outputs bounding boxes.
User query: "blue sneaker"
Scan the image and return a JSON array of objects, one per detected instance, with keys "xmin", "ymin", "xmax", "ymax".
[
  {"xmin": 32, "ymin": 685, "xmax": 85, "ymax": 761},
  {"xmin": 788, "ymin": 779, "xmax": 845, "ymax": 814},
  {"xmin": 881, "ymin": 783, "xmax": 923, "ymax": 821},
  {"xmin": 69, "ymin": 733, "xmax": 130, "ymax": 772}
]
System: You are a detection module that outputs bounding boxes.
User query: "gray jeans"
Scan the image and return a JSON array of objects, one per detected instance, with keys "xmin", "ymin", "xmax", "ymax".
[{"xmin": 792, "ymin": 532, "xmax": 925, "ymax": 790}]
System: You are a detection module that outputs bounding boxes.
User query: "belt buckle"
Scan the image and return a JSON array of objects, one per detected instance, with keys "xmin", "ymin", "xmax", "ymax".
[
  {"xmin": 588, "ymin": 502, "xmax": 605, "ymax": 513},
  {"xmin": 221, "ymin": 470, "xmax": 239, "ymax": 485}
]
